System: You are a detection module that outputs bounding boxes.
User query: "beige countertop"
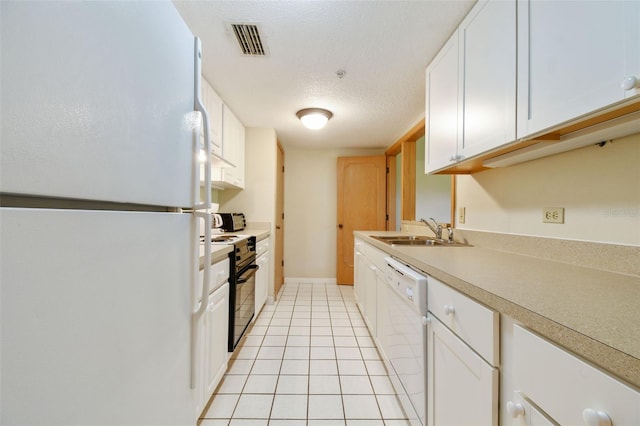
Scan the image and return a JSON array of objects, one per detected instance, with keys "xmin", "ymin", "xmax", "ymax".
[
  {"xmin": 242, "ymin": 228, "xmax": 270, "ymax": 242},
  {"xmin": 199, "ymin": 244, "xmax": 233, "ymax": 270},
  {"xmin": 355, "ymin": 230, "xmax": 640, "ymax": 389}
]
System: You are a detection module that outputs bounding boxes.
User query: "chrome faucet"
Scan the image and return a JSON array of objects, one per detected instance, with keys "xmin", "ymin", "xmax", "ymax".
[
  {"xmin": 447, "ymin": 226, "xmax": 454, "ymax": 243},
  {"xmin": 420, "ymin": 217, "xmax": 442, "ymax": 240}
]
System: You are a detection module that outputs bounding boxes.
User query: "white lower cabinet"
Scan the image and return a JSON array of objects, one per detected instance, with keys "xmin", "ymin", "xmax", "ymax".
[
  {"xmin": 255, "ymin": 240, "xmax": 270, "ymax": 316},
  {"xmin": 204, "ymin": 283, "xmax": 229, "ymax": 398},
  {"xmin": 354, "ymin": 239, "xmax": 366, "ymax": 308},
  {"xmin": 356, "ymin": 251, "xmax": 377, "ymax": 335},
  {"xmin": 508, "ymin": 325, "xmax": 640, "ymax": 426},
  {"xmin": 195, "ymin": 259, "xmax": 229, "ymax": 416},
  {"xmin": 353, "ymin": 238, "xmax": 388, "ymax": 339},
  {"xmin": 427, "ymin": 313, "xmax": 498, "ymax": 426},
  {"xmin": 426, "ymin": 274, "xmax": 499, "ymax": 426}
]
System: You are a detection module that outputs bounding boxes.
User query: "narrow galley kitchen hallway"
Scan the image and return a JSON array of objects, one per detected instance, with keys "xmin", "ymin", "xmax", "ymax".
[{"xmin": 199, "ymin": 282, "xmax": 410, "ymax": 426}]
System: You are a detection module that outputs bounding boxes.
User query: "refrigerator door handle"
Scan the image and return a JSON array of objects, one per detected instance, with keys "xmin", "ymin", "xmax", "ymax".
[
  {"xmin": 193, "ymin": 37, "xmax": 211, "ymax": 211},
  {"xmin": 193, "ymin": 212, "xmax": 211, "ymax": 316},
  {"xmin": 191, "ymin": 211, "xmax": 211, "ymax": 389}
]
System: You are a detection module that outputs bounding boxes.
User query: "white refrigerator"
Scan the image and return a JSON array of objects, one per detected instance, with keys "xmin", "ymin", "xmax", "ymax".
[{"xmin": 1, "ymin": 2, "xmax": 215, "ymax": 425}]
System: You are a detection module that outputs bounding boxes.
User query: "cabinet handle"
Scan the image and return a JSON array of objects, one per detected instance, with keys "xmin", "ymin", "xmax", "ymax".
[
  {"xmin": 621, "ymin": 76, "xmax": 639, "ymax": 91},
  {"xmin": 443, "ymin": 304, "xmax": 455, "ymax": 315},
  {"xmin": 582, "ymin": 409, "xmax": 612, "ymax": 426},
  {"xmin": 506, "ymin": 401, "xmax": 525, "ymax": 418}
]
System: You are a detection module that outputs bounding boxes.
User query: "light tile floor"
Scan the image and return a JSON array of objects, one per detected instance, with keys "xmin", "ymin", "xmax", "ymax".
[{"xmin": 199, "ymin": 281, "xmax": 410, "ymax": 426}]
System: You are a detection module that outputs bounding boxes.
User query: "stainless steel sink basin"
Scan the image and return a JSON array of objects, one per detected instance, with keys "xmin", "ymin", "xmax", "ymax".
[{"xmin": 370, "ymin": 235, "xmax": 471, "ymax": 247}]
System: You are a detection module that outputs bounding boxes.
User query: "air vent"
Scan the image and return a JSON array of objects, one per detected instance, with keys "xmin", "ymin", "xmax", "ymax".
[{"xmin": 230, "ymin": 23, "xmax": 267, "ymax": 56}]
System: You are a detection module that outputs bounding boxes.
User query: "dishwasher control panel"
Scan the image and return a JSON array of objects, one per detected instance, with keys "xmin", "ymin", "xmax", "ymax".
[{"xmin": 384, "ymin": 257, "xmax": 428, "ymax": 314}]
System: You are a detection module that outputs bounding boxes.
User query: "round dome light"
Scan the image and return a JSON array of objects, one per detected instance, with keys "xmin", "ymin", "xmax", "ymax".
[{"xmin": 296, "ymin": 108, "xmax": 333, "ymax": 130}]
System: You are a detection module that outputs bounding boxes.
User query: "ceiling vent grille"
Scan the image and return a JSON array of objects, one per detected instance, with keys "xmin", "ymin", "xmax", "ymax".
[{"xmin": 230, "ymin": 23, "xmax": 267, "ymax": 56}]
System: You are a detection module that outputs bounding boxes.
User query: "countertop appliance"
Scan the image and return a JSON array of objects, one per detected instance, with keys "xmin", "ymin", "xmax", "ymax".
[
  {"xmin": 0, "ymin": 2, "xmax": 216, "ymax": 424},
  {"xmin": 380, "ymin": 257, "xmax": 428, "ymax": 426},
  {"xmin": 218, "ymin": 212, "xmax": 246, "ymax": 232}
]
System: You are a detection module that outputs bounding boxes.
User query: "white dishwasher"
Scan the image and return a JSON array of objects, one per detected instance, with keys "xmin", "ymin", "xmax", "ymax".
[{"xmin": 380, "ymin": 257, "xmax": 428, "ymax": 426}]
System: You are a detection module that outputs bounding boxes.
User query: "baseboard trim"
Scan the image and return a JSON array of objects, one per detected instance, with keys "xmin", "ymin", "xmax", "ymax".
[{"xmin": 284, "ymin": 277, "xmax": 338, "ymax": 285}]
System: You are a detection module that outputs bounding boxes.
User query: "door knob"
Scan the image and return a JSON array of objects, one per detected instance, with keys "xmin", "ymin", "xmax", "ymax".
[
  {"xmin": 506, "ymin": 401, "xmax": 525, "ymax": 418},
  {"xmin": 338, "ymin": 224, "xmax": 343, "ymax": 229},
  {"xmin": 621, "ymin": 76, "xmax": 639, "ymax": 91},
  {"xmin": 583, "ymin": 409, "xmax": 612, "ymax": 426}
]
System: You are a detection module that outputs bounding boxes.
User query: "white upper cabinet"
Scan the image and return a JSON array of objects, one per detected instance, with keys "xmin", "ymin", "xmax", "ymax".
[
  {"xmin": 517, "ymin": 0, "xmax": 640, "ymax": 138},
  {"xmin": 213, "ymin": 104, "xmax": 245, "ymax": 189},
  {"xmin": 459, "ymin": 0, "xmax": 516, "ymax": 160},
  {"xmin": 426, "ymin": 0, "xmax": 516, "ymax": 174},
  {"xmin": 199, "ymin": 78, "xmax": 225, "ymax": 188},
  {"xmin": 426, "ymin": 31, "xmax": 460, "ymax": 173},
  {"xmin": 201, "ymin": 77, "xmax": 223, "ymax": 158}
]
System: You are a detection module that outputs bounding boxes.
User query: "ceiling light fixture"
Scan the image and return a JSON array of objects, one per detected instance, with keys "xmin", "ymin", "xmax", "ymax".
[{"xmin": 296, "ymin": 108, "xmax": 333, "ymax": 130}]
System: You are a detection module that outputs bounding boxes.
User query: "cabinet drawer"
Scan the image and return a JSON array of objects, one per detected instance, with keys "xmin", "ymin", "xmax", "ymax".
[
  {"xmin": 513, "ymin": 325, "xmax": 640, "ymax": 426},
  {"xmin": 427, "ymin": 277, "xmax": 499, "ymax": 366}
]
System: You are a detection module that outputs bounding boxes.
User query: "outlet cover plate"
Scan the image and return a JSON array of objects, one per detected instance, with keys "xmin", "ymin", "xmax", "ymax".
[{"xmin": 543, "ymin": 207, "xmax": 564, "ymax": 224}]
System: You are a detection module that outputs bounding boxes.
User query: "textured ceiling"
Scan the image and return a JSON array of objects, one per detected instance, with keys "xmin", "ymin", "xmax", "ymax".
[{"xmin": 173, "ymin": 0, "xmax": 475, "ymax": 149}]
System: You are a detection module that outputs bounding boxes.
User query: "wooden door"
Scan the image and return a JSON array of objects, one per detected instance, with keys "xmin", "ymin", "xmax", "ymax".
[
  {"xmin": 274, "ymin": 143, "xmax": 285, "ymax": 298},
  {"xmin": 336, "ymin": 156, "xmax": 386, "ymax": 285}
]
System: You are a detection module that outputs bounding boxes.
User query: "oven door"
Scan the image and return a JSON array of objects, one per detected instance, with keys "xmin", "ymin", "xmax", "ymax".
[{"xmin": 229, "ymin": 263, "xmax": 258, "ymax": 351}]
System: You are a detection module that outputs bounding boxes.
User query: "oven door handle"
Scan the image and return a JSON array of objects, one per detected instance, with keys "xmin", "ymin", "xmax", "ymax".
[{"xmin": 237, "ymin": 264, "xmax": 259, "ymax": 284}]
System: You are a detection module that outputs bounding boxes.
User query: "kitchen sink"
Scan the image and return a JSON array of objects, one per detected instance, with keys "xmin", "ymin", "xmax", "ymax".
[{"xmin": 370, "ymin": 235, "xmax": 471, "ymax": 247}]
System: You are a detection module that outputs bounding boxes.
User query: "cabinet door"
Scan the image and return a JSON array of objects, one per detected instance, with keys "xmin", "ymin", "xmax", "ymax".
[
  {"xmin": 459, "ymin": 0, "xmax": 516, "ymax": 159},
  {"xmin": 255, "ymin": 252, "xmax": 269, "ymax": 315},
  {"xmin": 517, "ymin": 0, "xmax": 640, "ymax": 138},
  {"xmin": 354, "ymin": 242, "xmax": 367, "ymax": 309},
  {"xmin": 426, "ymin": 31, "xmax": 460, "ymax": 173},
  {"xmin": 200, "ymin": 79, "xmax": 224, "ymax": 187},
  {"xmin": 202, "ymin": 78, "xmax": 223, "ymax": 157},
  {"xmin": 513, "ymin": 325, "xmax": 640, "ymax": 426},
  {"xmin": 427, "ymin": 315, "xmax": 498, "ymax": 426},
  {"xmin": 364, "ymin": 257, "xmax": 378, "ymax": 337},
  {"xmin": 204, "ymin": 283, "xmax": 229, "ymax": 399},
  {"xmin": 213, "ymin": 105, "xmax": 245, "ymax": 189}
]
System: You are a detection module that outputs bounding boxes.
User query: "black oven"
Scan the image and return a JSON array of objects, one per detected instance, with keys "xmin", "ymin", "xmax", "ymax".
[{"xmin": 228, "ymin": 236, "xmax": 258, "ymax": 352}]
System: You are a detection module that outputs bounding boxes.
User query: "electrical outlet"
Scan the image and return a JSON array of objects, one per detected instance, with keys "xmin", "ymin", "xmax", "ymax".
[
  {"xmin": 543, "ymin": 207, "xmax": 564, "ymax": 224},
  {"xmin": 458, "ymin": 207, "xmax": 466, "ymax": 224}
]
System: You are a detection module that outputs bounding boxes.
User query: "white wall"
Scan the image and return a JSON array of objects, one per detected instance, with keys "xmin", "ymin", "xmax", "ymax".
[
  {"xmin": 415, "ymin": 136, "xmax": 452, "ymax": 223},
  {"xmin": 218, "ymin": 128, "xmax": 277, "ymax": 223},
  {"xmin": 456, "ymin": 133, "xmax": 640, "ymax": 245},
  {"xmin": 284, "ymin": 147, "xmax": 385, "ymax": 278},
  {"xmin": 219, "ymin": 128, "xmax": 278, "ymax": 296}
]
